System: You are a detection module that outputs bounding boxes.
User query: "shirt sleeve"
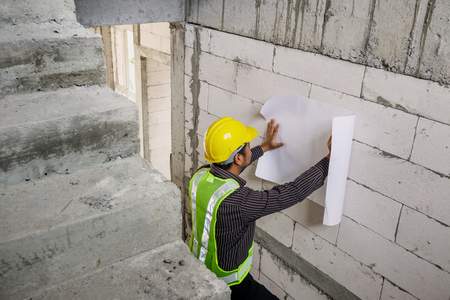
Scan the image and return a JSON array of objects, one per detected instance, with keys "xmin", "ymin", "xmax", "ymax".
[
  {"xmin": 250, "ymin": 146, "xmax": 264, "ymax": 163},
  {"xmin": 236, "ymin": 157, "xmax": 330, "ymax": 223}
]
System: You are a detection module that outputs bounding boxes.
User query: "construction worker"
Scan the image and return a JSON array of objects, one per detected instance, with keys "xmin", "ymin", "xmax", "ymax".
[{"xmin": 188, "ymin": 117, "xmax": 331, "ymax": 299}]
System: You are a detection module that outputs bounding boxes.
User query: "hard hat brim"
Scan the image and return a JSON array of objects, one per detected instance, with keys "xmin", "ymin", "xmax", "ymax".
[{"xmin": 244, "ymin": 126, "xmax": 259, "ymax": 143}]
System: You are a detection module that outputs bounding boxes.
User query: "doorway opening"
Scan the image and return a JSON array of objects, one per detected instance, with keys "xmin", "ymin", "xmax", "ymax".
[{"xmin": 99, "ymin": 22, "xmax": 172, "ymax": 179}]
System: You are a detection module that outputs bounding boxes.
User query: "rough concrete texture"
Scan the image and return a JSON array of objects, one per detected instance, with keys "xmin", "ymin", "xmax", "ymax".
[
  {"xmin": 0, "ymin": 156, "xmax": 182, "ymax": 298},
  {"xmin": 0, "ymin": 86, "xmax": 138, "ymax": 185},
  {"xmin": 28, "ymin": 241, "xmax": 230, "ymax": 300},
  {"xmin": 0, "ymin": 0, "xmax": 76, "ymax": 24},
  {"xmin": 74, "ymin": 0, "xmax": 185, "ymax": 26},
  {"xmin": 187, "ymin": 0, "xmax": 224, "ymax": 29},
  {"xmin": 415, "ymin": 0, "xmax": 450, "ymax": 84},
  {"xmin": 187, "ymin": 0, "xmax": 450, "ymax": 85},
  {"xmin": 0, "ymin": 22, "xmax": 105, "ymax": 97}
]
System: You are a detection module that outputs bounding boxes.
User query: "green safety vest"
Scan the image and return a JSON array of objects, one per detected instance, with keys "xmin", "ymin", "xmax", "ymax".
[{"xmin": 188, "ymin": 167, "xmax": 253, "ymax": 286}]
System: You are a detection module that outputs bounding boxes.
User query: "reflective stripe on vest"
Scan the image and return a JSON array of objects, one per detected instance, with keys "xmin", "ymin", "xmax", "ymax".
[
  {"xmin": 197, "ymin": 180, "xmax": 239, "ymax": 263},
  {"xmin": 220, "ymin": 254, "xmax": 253, "ymax": 284},
  {"xmin": 190, "ymin": 168, "xmax": 208, "ymax": 257}
]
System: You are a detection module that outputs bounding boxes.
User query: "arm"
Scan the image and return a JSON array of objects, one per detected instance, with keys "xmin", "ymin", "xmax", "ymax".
[
  {"xmin": 238, "ymin": 157, "xmax": 330, "ymax": 223},
  {"xmin": 250, "ymin": 146, "xmax": 264, "ymax": 163}
]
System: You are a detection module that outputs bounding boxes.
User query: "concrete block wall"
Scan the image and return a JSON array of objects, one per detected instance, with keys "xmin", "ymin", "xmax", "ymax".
[
  {"xmin": 187, "ymin": 0, "xmax": 450, "ymax": 86},
  {"xmin": 184, "ymin": 23, "xmax": 450, "ymax": 300},
  {"xmin": 140, "ymin": 23, "xmax": 172, "ymax": 178},
  {"xmin": 141, "ymin": 23, "xmax": 171, "ymax": 54}
]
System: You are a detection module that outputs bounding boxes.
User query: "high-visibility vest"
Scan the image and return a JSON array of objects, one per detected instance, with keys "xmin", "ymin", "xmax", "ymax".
[{"xmin": 188, "ymin": 167, "xmax": 253, "ymax": 286}]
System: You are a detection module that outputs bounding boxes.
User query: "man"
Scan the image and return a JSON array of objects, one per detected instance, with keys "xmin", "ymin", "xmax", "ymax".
[{"xmin": 188, "ymin": 116, "xmax": 331, "ymax": 299}]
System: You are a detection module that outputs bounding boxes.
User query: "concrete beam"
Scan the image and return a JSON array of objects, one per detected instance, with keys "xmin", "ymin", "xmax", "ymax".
[{"xmin": 74, "ymin": 0, "xmax": 185, "ymax": 26}]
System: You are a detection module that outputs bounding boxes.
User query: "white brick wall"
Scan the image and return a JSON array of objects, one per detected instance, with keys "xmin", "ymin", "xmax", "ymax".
[
  {"xmin": 258, "ymin": 273, "xmax": 287, "ymax": 299},
  {"xmin": 199, "ymin": 52, "xmax": 238, "ymax": 93},
  {"xmin": 184, "ymin": 24, "xmax": 450, "ymax": 300},
  {"xmin": 274, "ymin": 45, "xmax": 366, "ymax": 97},
  {"xmin": 283, "ymin": 199, "xmax": 339, "ymax": 244},
  {"xmin": 343, "ymin": 180, "xmax": 402, "ymax": 241},
  {"xmin": 209, "ymin": 29, "xmax": 275, "ymax": 71},
  {"xmin": 350, "ymin": 141, "xmax": 450, "ymax": 226},
  {"xmin": 197, "ymin": 109, "xmax": 219, "ymax": 137},
  {"xmin": 207, "ymin": 85, "xmax": 266, "ymax": 135},
  {"xmin": 396, "ymin": 206, "xmax": 450, "ymax": 272},
  {"xmin": 292, "ymin": 223, "xmax": 383, "ymax": 300},
  {"xmin": 140, "ymin": 23, "xmax": 171, "ymax": 54},
  {"xmin": 260, "ymin": 247, "xmax": 329, "ymax": 300},
  {"xmin": 410, "ymin": 118, "xmax": 450, "ymax": 176},
  {"xmin": 310, "ymin": 85, "xmax": 418, "ymax": 159},
  {"xmin": 236, "ymin": 63, "xmax": 311, "ymax": 104},
  {"xmin": 380, "ymin": 280, "xmax": 417, "ymax": 300},
  {"xmin": 256, "ymin": 212, "xmax": 295, "ymax": 247},
  {"xmin": 184, "ymin": 75, "xmax": 208, "ymax": 110},
  {"xmin": 362, "ymin": 67, "xmax": 450, "ymax": 125},
  {"xmin": 337, "ymin": 217, "xmax": 450, "ymax": 300}
]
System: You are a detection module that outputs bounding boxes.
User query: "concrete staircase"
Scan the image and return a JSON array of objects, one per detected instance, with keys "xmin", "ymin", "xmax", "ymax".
[{"xmin": 0, "ymin": 1, "xmax": 230, "ymax": 299}]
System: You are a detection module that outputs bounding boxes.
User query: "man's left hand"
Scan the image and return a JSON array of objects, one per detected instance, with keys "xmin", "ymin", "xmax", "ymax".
[{"xmin": 261, "ymin": 119, "xmax": 284, "ymax": 152}]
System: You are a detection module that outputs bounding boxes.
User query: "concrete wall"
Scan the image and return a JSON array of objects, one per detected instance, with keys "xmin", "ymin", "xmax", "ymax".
[
  {"xmin": 186, "ymin": 0, "xmax": 450, "ymax": 86},
  {"xmin": 74, "ymin": 0, "xmax": 184, "ymax": 26},
  {"xmin": 184, "ymin": 23, "xmax": 450, "ymax": 300},
  {"xmin": 140, "ymin": 23, "xmax": 172, "ymax": 179}
]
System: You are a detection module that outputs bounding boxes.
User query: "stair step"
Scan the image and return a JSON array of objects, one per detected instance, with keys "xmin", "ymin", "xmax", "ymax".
[
  {"xmin": 0, "ymin": 0, "xmax": 76, "ymax": 25},
  {"xmin": 0, "ymin": 86, "xmax": 138, "ymax": 185},
  {"xmin": 29, "ymin": 241, "xmax": 230, "ymax": 300},
  {"xmin": 0, "ymin": 156, "xmax": 182, "ymax": 299},
  {"xmin": 0, "ymin": 22, "xmax": 105, "ymax": 97}
]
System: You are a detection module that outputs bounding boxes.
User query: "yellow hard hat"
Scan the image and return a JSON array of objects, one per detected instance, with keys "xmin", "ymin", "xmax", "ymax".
[{"xmin": 204, "ymin": 117, "xmax": 259, "ymax": 163}]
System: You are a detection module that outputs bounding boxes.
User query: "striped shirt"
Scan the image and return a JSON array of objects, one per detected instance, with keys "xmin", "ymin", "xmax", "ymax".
[{"xmin": 199, "ymin": 146, "xmax": 330, "ymax": 271}]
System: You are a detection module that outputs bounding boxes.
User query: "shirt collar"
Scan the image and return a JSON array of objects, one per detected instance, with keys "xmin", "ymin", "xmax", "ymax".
[{"xmin": 208, "ymin": 164, "xmax": 247, "ymax": 187}]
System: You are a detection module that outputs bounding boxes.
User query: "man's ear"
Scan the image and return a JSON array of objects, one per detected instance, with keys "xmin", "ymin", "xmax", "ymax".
[{"xmin": 234, "ymin": 153, "xmax": 245, "ymax": 167}]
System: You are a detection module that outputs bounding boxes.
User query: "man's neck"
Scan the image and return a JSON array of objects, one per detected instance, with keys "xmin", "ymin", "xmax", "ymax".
[{"xmin": 227, "ymin": 164, "xmax": 243, "ymax": 177}]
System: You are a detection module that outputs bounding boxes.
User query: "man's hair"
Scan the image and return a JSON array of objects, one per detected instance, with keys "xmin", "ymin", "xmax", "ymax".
[{"xmin": 213, "ymin": 144, "xmax": 247, "ymax": 170}]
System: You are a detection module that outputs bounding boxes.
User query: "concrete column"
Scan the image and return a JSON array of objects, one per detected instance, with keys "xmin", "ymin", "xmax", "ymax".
[{"xmin": 169, "ymin": 22, "xmax": 186, "ymax": 238}]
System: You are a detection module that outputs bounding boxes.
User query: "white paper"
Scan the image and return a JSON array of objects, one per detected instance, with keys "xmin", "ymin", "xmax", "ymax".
[{"xmin": 255, "ymin": 96, "xmax": 355, "ymax": 226}]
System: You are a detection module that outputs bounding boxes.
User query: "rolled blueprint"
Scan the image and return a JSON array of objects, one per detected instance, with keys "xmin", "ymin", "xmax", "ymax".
[{"xmin": 255, "ymin": 96, "xmax": 355, "ymax": 226}]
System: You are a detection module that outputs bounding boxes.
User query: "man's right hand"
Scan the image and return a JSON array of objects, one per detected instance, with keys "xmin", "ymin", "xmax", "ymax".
[{"xmin": 261, "ymin": 119, "xmax": 284, "ymax": 153}]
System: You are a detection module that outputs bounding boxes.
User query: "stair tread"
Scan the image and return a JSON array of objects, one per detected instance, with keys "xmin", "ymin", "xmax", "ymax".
[
  {"xmin": 0, "ymin": 22, "xmax": 98, "ymax": 44},
  {"xmin": 0, "ymin": 86, "xmax": 135, "ymax": 129},
  {"xmin": 30, "ymin": 240, "xmax": 230, "ymax": 300},
  {"xmin": 0, "ymin": 155, "xmax": 179, "ymax": 243}
]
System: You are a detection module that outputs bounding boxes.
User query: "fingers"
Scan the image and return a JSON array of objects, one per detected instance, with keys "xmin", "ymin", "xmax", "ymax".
[
  {"xmin": 267, "ymin": 119, "xmax": 278, "ymax": 137},
  {"xmin": 268, "ymin": 119, "xmax": 275, "ymax": 136},
  {"xmin": 273, "ymin": 123, "xmax": 279, "ymax": 136}
]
